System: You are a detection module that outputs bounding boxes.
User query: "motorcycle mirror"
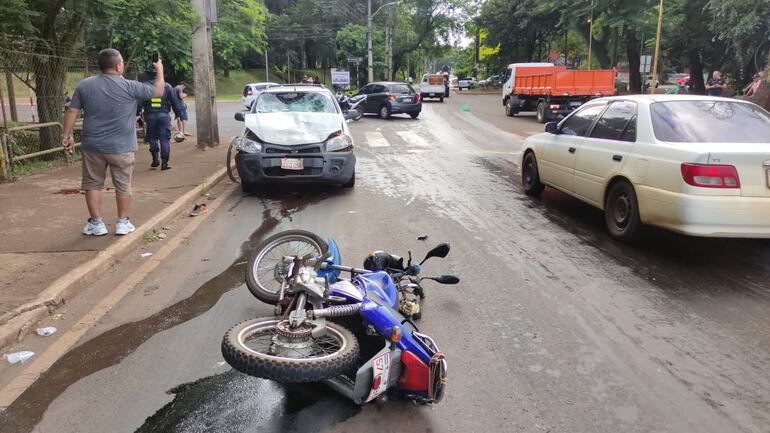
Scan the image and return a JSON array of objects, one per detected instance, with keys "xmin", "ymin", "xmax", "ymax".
[
  {"xmin": 420, "ymin": 243, "xmax": 450, "ymax": 265},
  {"xmin": 433, "ymin": 275, "xmax": 460, "ymax": 285}
]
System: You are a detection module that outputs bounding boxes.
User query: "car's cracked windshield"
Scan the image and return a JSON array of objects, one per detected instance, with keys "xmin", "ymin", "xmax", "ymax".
[{"xmin": 256, "ymin": 92, "xmax": 337, "ymax": 114}]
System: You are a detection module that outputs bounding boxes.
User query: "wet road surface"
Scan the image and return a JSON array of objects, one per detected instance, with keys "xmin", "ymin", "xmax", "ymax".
[{"xmin": 1, "ymin": 91, "xmax": 769, "ymax": 433}]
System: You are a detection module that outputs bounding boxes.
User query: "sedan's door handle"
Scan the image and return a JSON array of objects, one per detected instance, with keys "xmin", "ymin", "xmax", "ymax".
[
  {"xmin": 612, "ymin": 155, "xmax": 623, "ymax": 162},
  {"xmin": 568, "ymin": 147, "xmax": 576, "ymax": 154}
]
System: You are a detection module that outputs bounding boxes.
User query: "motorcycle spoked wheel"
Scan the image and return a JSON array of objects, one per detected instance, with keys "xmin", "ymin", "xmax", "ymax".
[
  {"xmin": 221, "ymin": 316, "xmax": 360, "ymax": 383},
  {"xmin": 246, "ymin": 230, "xmax": 328, "ymax": 304},
  {"xmin": 353, "ymin": 109, "xmax": 363, "ymax": 121}
]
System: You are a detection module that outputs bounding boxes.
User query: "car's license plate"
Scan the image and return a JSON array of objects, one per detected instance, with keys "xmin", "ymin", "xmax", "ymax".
[
  {"xmin": 403, "ymin": 98, "xmax": 412, "ymax": 103},
  {"xmin": 281, "ymin": 158, "xmax": 303, "ymax": 170},
  {"xmin": 365, "ymin": 352, "xmax": 391, "ymax": 402}
]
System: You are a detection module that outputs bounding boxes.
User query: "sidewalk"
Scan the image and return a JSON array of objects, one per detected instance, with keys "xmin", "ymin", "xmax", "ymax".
[{"xmin": 0, "ymin": 138, "xmax": 229, "ymax": 345}]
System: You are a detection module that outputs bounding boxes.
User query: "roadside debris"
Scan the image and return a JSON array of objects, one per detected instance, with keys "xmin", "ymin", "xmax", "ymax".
[
  {"xmin": 143, "ymin": 229, "xmax": 167, "ymax": 243},
  {"xmin": 141, "ymin": 252, "xmax": 153, "ymax": 258},
  {"xmin": 53, "ymin": 188, "xmax": 82, "ymax": 195},
  {"xmin": 190, "ymin": 203, "xmax": 208, "ymax": 217},
  {"xmin": 462, "ymin": 104, "xmax": 471, "ymax": 112},
  {"xmin": 3, "ymin": 351, "xmax": 34, "ymax": 364},
  {"xmin": 417, "ymin": 235, "xmax": 429, "ymax": 241},
  {"xmin": 35, "ymin": 326, "xmax": 57, "ymax": 337},
  {"xmin": 50, "ymin": 313, "xmax": 65, "ymax": 321}
]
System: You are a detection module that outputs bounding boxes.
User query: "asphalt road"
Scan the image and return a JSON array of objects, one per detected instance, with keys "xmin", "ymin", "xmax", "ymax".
[{"xmin": 2, "ymin": 91, "xmax": 770, "ymax": 433}]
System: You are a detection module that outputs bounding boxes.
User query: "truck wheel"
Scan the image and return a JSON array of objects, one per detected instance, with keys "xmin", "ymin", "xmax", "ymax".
[
  {"xmin": 505, "ymin": 98, "xmax": 516, "ymax": 117},
  {"xmin": 439, "ymin": 96, "xmax": 444, "ymax": 102},
  {"xmin": 536, "ymin": 102, "xmax": 549, "ymax": 123}
]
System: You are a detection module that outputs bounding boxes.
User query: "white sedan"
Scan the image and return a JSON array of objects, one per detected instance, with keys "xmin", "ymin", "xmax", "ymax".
[{"xmin": 520, "ymin": 95, "xmax": 770, "ymax": 240}]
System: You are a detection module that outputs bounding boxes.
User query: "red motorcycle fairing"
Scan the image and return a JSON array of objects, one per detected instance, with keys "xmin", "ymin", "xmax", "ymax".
[{"xmin": 397, "ymin": 350, "xmax": 430, "ymax": 392}]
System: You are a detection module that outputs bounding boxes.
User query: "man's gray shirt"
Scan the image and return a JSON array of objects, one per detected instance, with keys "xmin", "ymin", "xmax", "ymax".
[{"xmin": 70, "ymin": 74, "xmax": 155, "ymax": 154}]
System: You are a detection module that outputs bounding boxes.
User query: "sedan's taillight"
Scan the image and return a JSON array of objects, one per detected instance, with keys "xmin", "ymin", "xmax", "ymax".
[
  {"xmin": 681, "ymin": 163, "xmax": 740, "ymax": 188},
  {"xmin": 415, "ymin": 94, "xmax": 420, "ymax": 102},
  {"xmin": 388, "ymin": 93, "xmax": 397, "ymax": 101}
]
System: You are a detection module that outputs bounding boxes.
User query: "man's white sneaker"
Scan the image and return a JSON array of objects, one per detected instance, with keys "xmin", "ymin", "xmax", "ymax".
[
  {"xmin": 115, "ymin": 218, "xmax": 135, "ymax": 235},
  {"xmin": 83, "ymin": 218, "xmax": 108, "ymax": 236}
]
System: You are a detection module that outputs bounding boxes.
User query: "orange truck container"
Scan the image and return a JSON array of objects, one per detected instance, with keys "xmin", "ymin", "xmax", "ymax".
[{"xmin": 501, "ymin": 63, "xmax": 616, "ymax": 123}]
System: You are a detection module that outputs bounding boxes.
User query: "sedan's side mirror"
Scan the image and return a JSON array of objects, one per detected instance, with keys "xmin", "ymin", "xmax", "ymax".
[
  {"xmin": 545, "ymin": 122, "xmax": 559, "ymax": 134},
  {"xmin": 234, "ymin": 112, "xmax": 245, "ymax": 122}
]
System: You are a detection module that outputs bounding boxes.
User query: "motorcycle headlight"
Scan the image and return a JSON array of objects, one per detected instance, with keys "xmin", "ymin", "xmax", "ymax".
[
  {"xmin": 232, "ymin": 136, "xmax": 262, "ymax": 154},
  {"xmin": 326, "ymin": 133, "xmax": 353, "ymax": 152}
]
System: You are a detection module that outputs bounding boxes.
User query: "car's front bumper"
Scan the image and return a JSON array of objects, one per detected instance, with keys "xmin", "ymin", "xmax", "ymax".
[
  {"xmin": 235, "ymin": 143, "xmax": 355, "ymax": 186},
  {"xmin": 637, "ymin": 185, "xmax": 770, "ymax": 238}
]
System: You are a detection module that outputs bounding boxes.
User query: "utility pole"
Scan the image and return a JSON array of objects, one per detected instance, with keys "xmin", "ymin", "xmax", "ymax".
[
  {"xmin": 650, "ymin": 0, "xmax": 664, "ymax": 94},
  {"xmin": 386, "ymin": 8, "xmax": 394, "ymax": 80},
  {"xmin": 265, "ymin": 47, "xmax": 269, "ymax": 81},
  {"xmin": 191, "ymin": 0, "xmax": 219, "ymax": 148},
  {"xmin": 587, "ymin": 0, "xmax": 594, "ymax": 69},
  {"xmin": 367, "ymin": 0, "xmax": 374, "ymax": 82}
]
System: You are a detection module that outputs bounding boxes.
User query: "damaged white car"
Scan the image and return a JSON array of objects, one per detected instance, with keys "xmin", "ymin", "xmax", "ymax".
[{"xmin": 232, "ymin": 85, "xmax": 357, "ymax": 192}]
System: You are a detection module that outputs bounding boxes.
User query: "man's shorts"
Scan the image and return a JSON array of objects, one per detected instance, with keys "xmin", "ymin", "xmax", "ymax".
[
  {"xmin": 177, "ymin": 108, "xmax": 189, "ymax": 121},
  {"xmin": 81, "ymin": 150, "xmax": 135, "ymax": 195}
]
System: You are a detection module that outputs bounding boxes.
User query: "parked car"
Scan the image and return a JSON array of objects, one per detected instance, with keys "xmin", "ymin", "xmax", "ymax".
[
  {"xmin": 520, "ymin": 95, "xmax": 770, "ymax": 240},
  {"xmin": 242, "ymin": 82, "xmax": 279, "ymax": 109},
  {"xmin": 356, "ymin": 81, "xmax": 422, "ymax": 119},
  {"xmin": 458, "ymin": 77, "xmax": 476, "ymax": 90},
  {"xmin": 232, "ymin": 85, "xmax": 356, "ymax": 192}
]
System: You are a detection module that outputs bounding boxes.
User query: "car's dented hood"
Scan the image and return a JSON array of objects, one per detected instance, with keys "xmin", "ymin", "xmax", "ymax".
[{"xmin": 244, "ymin": 112, "xmax": 344, "ymax": 145}]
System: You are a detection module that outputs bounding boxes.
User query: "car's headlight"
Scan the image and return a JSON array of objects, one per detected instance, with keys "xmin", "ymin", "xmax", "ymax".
[
  {"xmin": 326, "ymin": 133, "xmax": 353, "ymax": 152},
  {"xmin": 232, "ymin": 136, "xmax": 261, "ymax": 154}
]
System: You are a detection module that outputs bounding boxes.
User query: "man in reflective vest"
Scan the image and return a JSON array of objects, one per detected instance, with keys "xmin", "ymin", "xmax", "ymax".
[{"xmin": 138, "ymin": 64, "xmax": 183, "ymax": 170}]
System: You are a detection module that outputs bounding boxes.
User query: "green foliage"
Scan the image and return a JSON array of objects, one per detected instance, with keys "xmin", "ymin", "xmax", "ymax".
[{"xmin": 213, "ymin": 0, "xmax": 268, "ymax": 74}]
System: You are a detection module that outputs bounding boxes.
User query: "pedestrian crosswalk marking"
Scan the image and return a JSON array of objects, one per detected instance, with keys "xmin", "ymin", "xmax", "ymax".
[
  {"xmin": 365, "ymin": 132, "xmax": 390, "ymax": 147},
  {"xmin": 395, "ymin": 131, "xmax": 430, "ymax": 148}
]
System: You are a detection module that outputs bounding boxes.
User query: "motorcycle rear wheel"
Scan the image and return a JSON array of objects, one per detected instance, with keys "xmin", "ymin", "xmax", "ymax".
[
  {"xmin": 246, "ymin": 230, "xmax": 328, "ymax": 304},
  {"xmin": 222, "ymin": 317, "xmax": 360, "ymax": 383}
]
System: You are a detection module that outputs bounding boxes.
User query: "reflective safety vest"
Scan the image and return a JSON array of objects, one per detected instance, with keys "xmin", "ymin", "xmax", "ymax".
[{"xmin": 142, "ymin": 83, "xmax": 173, "ymax": 113}]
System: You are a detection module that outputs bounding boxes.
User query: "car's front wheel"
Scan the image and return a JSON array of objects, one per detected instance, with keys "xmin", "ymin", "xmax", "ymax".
[
  {"xmin": 521, "ymin": 151, "xmax": 545, "ymax": 196},
  {"xmin": 605, "ymin": 180, "xmax": 641, "ymax": 241},
  {"xmin": 409, "ymin": 112, "xmax": 420, "ymax": 119},
  {"xmin": 379, "ymin": 104, "xmax": 391, "ymax": 119}
]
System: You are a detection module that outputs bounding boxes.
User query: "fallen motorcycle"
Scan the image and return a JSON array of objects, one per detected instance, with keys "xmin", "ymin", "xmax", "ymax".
[
  {"xmin": 222, "ymin": 230, "xmax": 458, "ymax": 404},
  {"xmin": 336, "ymin": 93, "xmax": 366, "ymax": 121}
]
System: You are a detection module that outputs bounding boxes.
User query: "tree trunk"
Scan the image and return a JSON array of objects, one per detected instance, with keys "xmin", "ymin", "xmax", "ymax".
[
  {"xmin": 577, "ymin": 24, "xmax": 611, "ymax": 69},
  {"xmin": 5, "ymin": 71, "xmax": 17, "ymax": 123},
  {"xmin": 688, "ymin": 49, "xmax": 705, "ymax": 94},
  {"xmin": 224, "ymin": 68, "xmax": 230, "ymax": 78},
  {"xmin": 32, "ymin": 56, "xmax": 66, "ymax": 150},
  {"xmin": 626, "ymin": 31, "xmax": 642, "ymax": 94}
]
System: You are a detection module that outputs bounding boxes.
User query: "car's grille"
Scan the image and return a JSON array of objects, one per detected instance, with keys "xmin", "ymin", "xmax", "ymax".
[
  {"xmin": 265, "ymin": 146, "xmax": 321, "ymax": 154},
  {"xmin": 263, "ymin": 167, "xmax": 323, "ymax": 176}
]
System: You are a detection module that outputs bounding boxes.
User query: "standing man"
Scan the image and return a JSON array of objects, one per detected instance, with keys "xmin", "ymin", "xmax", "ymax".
[
  {"xmin": 62, "ymin": 49, "xmax": 164, "ymax": 236},
  {"xmin": 138, "ymin": 64, "xmax": 183, "ymax": 170},
  {"xmin": 174, "ymin": 82, "xmax": 191, "ymax": 136},
  {"xmin": 705, "ymin": 71, "xmax": 727, "ymax": 96}
]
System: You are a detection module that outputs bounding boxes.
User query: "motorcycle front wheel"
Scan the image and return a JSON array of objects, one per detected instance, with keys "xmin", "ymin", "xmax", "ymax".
[
  {"xmin": 246, "ymin": 230, "xmax": 328, "ymax": 304},
  {"xmin": 353, "ymin": 109, "xmax": 363, "ymax": 121},
  {"xmin": 222, "ymin": 317, "xmax": 360, "ymax": 383}
]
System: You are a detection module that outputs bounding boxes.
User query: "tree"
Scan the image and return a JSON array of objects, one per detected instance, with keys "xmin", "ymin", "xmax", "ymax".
[{"xmin": 213, "ymin": 0, "xmax": 268, "ymax": 77}]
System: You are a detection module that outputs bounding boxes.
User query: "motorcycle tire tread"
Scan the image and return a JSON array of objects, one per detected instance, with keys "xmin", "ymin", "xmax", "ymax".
[
  {"xmin": 221, "ymin": 317, "xmax": 360, "ymax": 383},
  {"xmin": 245, "ymin": 230, "xmax": 329, "ymax": 304}
]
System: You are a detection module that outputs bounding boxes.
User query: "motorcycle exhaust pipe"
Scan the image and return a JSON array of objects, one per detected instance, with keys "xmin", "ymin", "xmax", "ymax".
[{"xmin": 309, "ymin": 304, "xmax": 361, "ymax": 318}]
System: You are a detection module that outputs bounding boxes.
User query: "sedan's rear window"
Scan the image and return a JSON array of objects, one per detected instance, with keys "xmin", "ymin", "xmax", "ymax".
[
  {"xmin": 256, "ymin": 92, "xmax": 337, "ymax": 114},
  {"xmin": 389, "ymin": 84, "xmax": 414, "ymax": 94},
  {"xmin": 650, "ymin": 100, "xmax": 770, "ymax": 143}
]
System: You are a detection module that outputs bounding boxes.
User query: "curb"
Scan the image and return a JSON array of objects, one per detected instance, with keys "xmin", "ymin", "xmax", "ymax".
[{"xmin": 0, "ymin": 167, "xmax": 228, "ymax": 349}]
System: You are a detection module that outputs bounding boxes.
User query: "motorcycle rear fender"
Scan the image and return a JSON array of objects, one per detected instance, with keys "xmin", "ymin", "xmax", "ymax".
[
  {"xmin": 318, "ymin": 236, "xmax": 342, "ymax": 282},
  {"xmin": 324, "ymin": 344, "xmax": 402, "ymax": 405}
]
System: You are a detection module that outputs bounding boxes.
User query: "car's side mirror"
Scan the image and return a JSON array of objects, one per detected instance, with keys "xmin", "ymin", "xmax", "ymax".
[
  {"xmin": 234, "ymin": 112, "xmax": 245, "ymax": 122},
  {"xmin": 545, "ymin": 122, "xmax": 559, "ymax": 134}
]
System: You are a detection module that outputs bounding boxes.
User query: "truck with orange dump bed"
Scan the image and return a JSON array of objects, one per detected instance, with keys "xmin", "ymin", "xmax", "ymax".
[{"xmin": 501, "ymin": 63, "xmax": 616, "ymax": 123}]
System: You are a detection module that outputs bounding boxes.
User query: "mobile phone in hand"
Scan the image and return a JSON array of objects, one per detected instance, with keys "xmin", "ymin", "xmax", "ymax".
[{"xmin": 152, "ymin": 52, "xmax": 160, "ymax": 63}]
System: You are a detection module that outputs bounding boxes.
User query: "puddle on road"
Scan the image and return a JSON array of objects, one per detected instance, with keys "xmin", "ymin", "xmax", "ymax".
[
  {"xmin": 0, "ymin": 188, "xmax": 344, "ymax": 433},
  {"xmin": 135, "ymin": 370, "xmax": 359, "ymax": 433}
]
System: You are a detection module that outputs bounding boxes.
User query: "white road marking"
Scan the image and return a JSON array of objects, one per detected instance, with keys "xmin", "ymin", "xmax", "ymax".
[
  {"xmin": 365, "ymin": 131, "xmax": 390, "ymax": 148},
  {"xmin": 395, "ymin": 131, "xmax": 431, "ymax": 148}
]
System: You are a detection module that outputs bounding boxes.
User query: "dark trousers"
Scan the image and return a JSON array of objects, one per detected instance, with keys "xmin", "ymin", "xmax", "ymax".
[{"xmin": 145, "ymin": 112, "xmax": 171, "ymax": 161}]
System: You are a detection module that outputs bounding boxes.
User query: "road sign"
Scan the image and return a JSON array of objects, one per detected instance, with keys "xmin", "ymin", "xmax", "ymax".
[
  {"xmin": 640, "ymin": 55, "xmax": 652, "ymax": 73},
  {"xmin": 331, "ymin": 69, "xmax": 351, "ymax": 86},
  {"xmin": 347, "ymin": 56, "xmax": 362, "ymax": 64}
]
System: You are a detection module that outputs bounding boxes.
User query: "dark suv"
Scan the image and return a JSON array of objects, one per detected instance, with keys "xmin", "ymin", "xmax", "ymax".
[{"xmin": 356, "ymin": 82, "xmax": 422, "ymax": 119}]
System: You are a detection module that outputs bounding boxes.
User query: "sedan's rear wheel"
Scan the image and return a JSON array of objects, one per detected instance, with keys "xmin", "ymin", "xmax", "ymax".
[
  {"xmin": 605, "ymin": 180, "xmax": 641, "ymax": 241},
  {"xmin": 379, "ymin": 104, "xmax": 391, "ymax": 120}
]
